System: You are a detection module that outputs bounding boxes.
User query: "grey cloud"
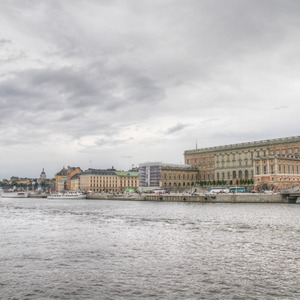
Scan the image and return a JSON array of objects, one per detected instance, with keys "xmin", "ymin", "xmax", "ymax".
[
  {"xmin": 0, "ymin": 62, "xmax": 164, "ymax": 144},
  {"xmin": 0, "ymin": 39, "xmax": 11, "ymax": 45},
  {"xmin": 166, "ymin": 123, "xmax": 189, "ymax": 135}
]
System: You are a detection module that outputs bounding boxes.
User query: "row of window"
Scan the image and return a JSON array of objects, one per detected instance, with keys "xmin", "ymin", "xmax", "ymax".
[
  {"xmin": 256, "ymin": 165, "xmax": 300, "ymax": 175},
  {"xmin": 187, "ymin": 147, "xmax": 299, "ymax": 165},
  {"xmin": 163, "ymin": 182, "xmax": 195, "ymax": 187},
  {"xmin": 215, "ymin": 170, "xmax": 254, "ymax": 180},
  {"xmin": 163, "ymin": 173, "xmax": 196, "ymax": 180}
]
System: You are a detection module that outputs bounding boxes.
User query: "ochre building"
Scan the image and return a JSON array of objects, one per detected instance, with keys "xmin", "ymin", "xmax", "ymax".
[
  {"xmin": 184, "ymin": 136, "xmax": 300, "ymax": 190},
  {"xmin": 80, "ymin": 168, "xmax": 139, "ymax": 193},
  {"xmin": 55, "ymin": 166, "xmax": 81, "ymax": 191}
]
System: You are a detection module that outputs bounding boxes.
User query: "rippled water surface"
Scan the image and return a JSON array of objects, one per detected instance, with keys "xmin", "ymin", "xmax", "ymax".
[{"xmin": 1, "ymin": 198, "xmax": 300, "ymax": 299}]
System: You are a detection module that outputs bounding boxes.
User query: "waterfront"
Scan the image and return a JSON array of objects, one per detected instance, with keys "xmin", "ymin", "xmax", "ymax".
[{"xmin": 1, "ymin": 198, "xmax": 300, "ymax": 299}]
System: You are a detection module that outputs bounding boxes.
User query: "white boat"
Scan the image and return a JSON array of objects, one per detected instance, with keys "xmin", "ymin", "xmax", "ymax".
[
  {"xmin": 47, "ymin": 191, "xmax": 86, "ymax": 199},
  {"xmin": 1, "ymin": 191, "xmax": 29, "ymax": 198}
]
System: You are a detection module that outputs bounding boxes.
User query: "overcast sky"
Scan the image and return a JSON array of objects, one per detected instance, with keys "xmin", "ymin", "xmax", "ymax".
[{"xmin": 1, "ymin": 0, "xmax": 300, "ymax": 179}]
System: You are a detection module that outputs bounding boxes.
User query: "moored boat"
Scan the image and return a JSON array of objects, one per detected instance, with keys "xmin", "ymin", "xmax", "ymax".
[
  {"xmin": 47, "ymin": 191, "xmax": 86, "ymax": 199},
  {"xmin": 1, "ymin": 191, "xmax": 29, "ymax": 198}
]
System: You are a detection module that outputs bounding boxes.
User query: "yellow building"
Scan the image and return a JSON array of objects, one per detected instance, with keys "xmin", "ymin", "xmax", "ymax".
[
  {"xmin": 115, "ymin": 171, "xmax": 139, "ymax": 192},
  {"xmin": 55, "ymin": 166, "xmax": 82, "ymax": 191},
  {"xmin": 70, "ymin": 174, "xmax": 81, "ymax": 191},
  {"xmin": 79, "ymin": 168, "xmax": 139, "ymax": 193},
  {"xmin": 55, "ymin": 167, "xmax": 67, "ymax": 191}
]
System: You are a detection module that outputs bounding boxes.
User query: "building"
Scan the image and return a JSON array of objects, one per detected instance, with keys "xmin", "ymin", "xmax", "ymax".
[
  {"xmin": 184, "ymin": 135, "xmax": 300, "ymax": 189},
  {"xmin": 40, "ymin": 168, "xmax": 46, "ymax": 182},
  {"xmin": 115, "ymin": 171, "xmax": 139, "ymax": 192},
  {"xmin": 139, "ymin": 162, "xmax": 198, "ymax": 191},
  {"xmin": 55, "ymin": 166, "xmax": 82, "ymax": 191},
  {"xmin": 70, "ymin": 174, "xmax": 81, "ymax": 191},
  {"xmin": 79, "ymin": 168, "xmax": 139, "ymax": 193},
  {"xmin": 66, "ymin": 166, "xmax": 82, "ymax": 190},
  {"xmin": 254, "ymin": 155, "xmax": 300, "ymax": 191},
  {"xmin": 55, "ymin": 167, "xmax": 67, "ymax": 191}
]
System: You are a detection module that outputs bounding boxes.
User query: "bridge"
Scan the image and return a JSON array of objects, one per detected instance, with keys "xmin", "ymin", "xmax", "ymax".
[{"xmin": 281, "ymin": 186, "xmax": 300, "ymax": 203}]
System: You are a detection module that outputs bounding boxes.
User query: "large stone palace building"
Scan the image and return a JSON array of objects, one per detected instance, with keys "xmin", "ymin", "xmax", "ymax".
[{"xmin": 184, "ymin": 136, "xmax": 300, "ymax": 191}]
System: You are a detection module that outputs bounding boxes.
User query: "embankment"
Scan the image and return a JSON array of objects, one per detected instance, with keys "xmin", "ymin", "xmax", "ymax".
[{"xmin": 87, "ymin": 193, "xmax": 287, "ymax": 203}]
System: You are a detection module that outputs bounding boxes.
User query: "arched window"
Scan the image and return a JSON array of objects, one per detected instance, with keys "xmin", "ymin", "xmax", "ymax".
[
  {"xmin": 245, "ymin": 170, "xmax": 249, "ymax": 179},
  {"xmin": 239, "ymin": 170, "xmax": 243, "ymax": 179},
  {"xmin": 233, "ymin": 171, "xmax": 236, "ymax": 179}
]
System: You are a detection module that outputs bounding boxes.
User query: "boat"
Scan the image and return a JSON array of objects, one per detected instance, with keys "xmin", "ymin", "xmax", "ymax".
[
  {"xmin": 47, "ymin": 191, "xmax": 86, "ymax": 199},
  {"xmin": 1, "ymin": 191, "xmax": 29, "ymax": 198}
]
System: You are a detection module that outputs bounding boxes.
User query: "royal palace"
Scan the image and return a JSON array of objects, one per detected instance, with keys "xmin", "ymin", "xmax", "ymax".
[{"xmin": 184, "ymin": 136, "xmax": 300, "ymax": 191}]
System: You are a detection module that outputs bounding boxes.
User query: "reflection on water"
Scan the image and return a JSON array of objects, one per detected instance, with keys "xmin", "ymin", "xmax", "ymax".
[{"xmin": 1, "ymin": 198, "xmax": 300, "ymax": 299}]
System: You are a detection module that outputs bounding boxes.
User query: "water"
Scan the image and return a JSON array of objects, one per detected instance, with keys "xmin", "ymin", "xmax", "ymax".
[{"xmin": 1, "ymin": 198, "xmax": 300, "ymax": 299}]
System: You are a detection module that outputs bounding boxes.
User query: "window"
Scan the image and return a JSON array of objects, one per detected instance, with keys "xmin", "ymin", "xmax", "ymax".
[
  {"xmin": 282, "ymin": 149, "xmax": 286, "ymax": 155},
  {"xmin": 295, "ymin": 147, "xmax": 299, "ymax": 154},
  {"xmin": 256, "ymin": 166, "xmax": 260, "ymax": 174},
  {"xmin": 263, "ymin": 166, "xmax": 267, "ymax": 174},
  {"xmin": 288, "ymin": 148, "xmax": 292, "ymax": 154},
  {"xmin": 270, "ymin": 150, "xmax": 274, "ymax": 155},
  {"xmin": 276, "ymin": 149, "xmax": 279, "ymax": 155}
]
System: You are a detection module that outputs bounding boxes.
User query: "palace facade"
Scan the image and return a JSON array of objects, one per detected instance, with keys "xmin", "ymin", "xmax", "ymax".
[{"xmin": 184, "ymin": 136, "xmax": 300, "ymax": 190}]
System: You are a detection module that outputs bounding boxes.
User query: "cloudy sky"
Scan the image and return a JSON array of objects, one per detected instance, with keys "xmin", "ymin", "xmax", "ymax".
[{"xmin": 1, "ymin": 0, "xmax": 300, "ymax": 179}]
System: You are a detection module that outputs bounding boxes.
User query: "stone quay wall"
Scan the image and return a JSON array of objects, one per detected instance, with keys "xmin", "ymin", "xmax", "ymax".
[{"xmin": 87, "ymin": 193, "xmax": 287, "ymax": 203}]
